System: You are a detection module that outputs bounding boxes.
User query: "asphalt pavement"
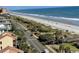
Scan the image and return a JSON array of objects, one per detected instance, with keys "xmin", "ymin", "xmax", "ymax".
[{"xmin": 11, "ymin": 19, "xmax": 49, "ymax": 53}]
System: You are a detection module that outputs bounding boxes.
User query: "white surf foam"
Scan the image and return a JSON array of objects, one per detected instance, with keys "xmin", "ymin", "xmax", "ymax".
[{"xmin": 12, "ymin": 12, "xmax": 79, "ymax": 21}]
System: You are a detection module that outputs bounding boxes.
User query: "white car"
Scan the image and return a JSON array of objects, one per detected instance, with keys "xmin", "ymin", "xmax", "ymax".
[{"xmin": 44, "ymin": 49, "xmax": 49, "ymax": 53}]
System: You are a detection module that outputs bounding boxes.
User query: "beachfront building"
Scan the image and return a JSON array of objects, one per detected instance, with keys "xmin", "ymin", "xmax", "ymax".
[
  {"xmin": 0, "ymin": 32, "xmax": 16, "ymax": 50},
  {"xmin": 0, "ymin": 18, "xmax": 12, "ymax": 34},
  {"xmin": 0, "ymin": 46, "xmax": 24, "ymax": 53},
  {"xmin": 0, "ymin": 19, "xmax": 12, "ymax": 30},
  {"xmin": 0, "ymin": 32, "xmax": 24, "ymax": 53},
  {"xmin": 0, "ymin": 8, "xmax": 8, "ymax": 14},
  {"xmin": 4, "ymin": 19, "xmax": 12, "ymax": 31}
]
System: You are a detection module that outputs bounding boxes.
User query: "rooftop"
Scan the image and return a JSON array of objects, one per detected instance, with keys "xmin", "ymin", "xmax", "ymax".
[
  {"xmin": 0, "ymin": 46, "xmax": 24, "ymax": 53},
  {"xmin": 0, "ymin": 32, "xmax": 16, "ymax": 41}
]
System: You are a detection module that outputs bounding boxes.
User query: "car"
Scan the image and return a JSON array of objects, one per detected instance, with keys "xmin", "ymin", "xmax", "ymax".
[
  {"xmin": 41, "ymin": 49, "xmax": 49, "ymax": 53},
  {"xmin": 44, "ymin": 49, "xmax": 49, "ymax": 53}
]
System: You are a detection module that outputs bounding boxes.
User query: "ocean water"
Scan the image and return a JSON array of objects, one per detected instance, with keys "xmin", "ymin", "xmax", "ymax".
[{"xmin": 13, "ymin": 6, "xmax": 79, "ymax": 26}]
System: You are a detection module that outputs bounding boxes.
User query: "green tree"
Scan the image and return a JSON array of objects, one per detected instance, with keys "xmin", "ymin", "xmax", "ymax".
[
  {"xmin": 64, "ymin": 47, "xmax": 71, "ymax": 53},
  {"xmin": 59, "ymin": 44, "xmax": 64, "ymax": 53}
]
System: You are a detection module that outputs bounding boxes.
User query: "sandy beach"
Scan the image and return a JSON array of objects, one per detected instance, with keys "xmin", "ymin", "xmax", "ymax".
[{"xmin": 10, "ymin": 12, "xmax": 79, "ymax": 34}]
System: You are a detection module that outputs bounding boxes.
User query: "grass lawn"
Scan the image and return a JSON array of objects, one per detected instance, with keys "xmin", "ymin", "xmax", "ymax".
[{"xmin": 62, "ymin": 43, "xmax": 79, "ymax": 52}]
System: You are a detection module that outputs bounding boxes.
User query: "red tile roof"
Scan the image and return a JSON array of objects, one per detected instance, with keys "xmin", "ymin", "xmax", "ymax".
[
  {"xmin": 0, "ymin": 46, "xmax": 24, "ymax": 53},
  {"xmin": 0, "ymin": 32, "xmax": 16, "ymax": 40},
  {"xmin": 2, "ymin": 32, "xmax": 15, "ymax": 37}
]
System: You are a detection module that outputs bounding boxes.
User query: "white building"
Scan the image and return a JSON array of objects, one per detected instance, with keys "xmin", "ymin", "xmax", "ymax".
[{"xmin": 0, "ymin": 18, "xmax": 12, "ymax": 34}]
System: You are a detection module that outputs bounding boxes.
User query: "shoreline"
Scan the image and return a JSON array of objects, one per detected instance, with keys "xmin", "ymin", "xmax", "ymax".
[{"xmin": 10, "ymin": 13, "xmax": 79, "ymax": 34}]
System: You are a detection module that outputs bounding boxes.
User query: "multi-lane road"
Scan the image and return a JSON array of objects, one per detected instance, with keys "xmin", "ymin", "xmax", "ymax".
[{"xmin": 11, "ymin": 19, "xmax": 49, "ymax": 53}]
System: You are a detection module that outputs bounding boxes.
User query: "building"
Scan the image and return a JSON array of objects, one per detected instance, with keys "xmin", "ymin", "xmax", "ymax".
[
  {"xmin": 0, "ymin": 46, "xmax": 24, "ymax": 53},
  {"xmin": 0, "ymin": 32, "xmax": 24, "ymax": 53},
  {"xmin": 0, "ymin": 19, "xmax": 12, "ymax": 30},
  {"xmin": 0, "ymin": 18, "xmax": 12, "ymax": 34},
  {"xmin": 0, "ymin": 8, "xmax": 8, "ymax": 14},
  {"xmin": 0, "ymin": 32, "xmax": 16, "ymax": 50}
]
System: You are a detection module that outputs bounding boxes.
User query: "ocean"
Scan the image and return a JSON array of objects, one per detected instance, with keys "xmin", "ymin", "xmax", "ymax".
[{"xmin": 13, "ymin": 6, "xmax": 79, "ymax": 26}]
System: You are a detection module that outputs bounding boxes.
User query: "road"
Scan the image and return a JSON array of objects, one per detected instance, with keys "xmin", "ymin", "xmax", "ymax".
[{"xmin": 11, "ymin": 19, "xmax": 49, "ymax": 53}]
